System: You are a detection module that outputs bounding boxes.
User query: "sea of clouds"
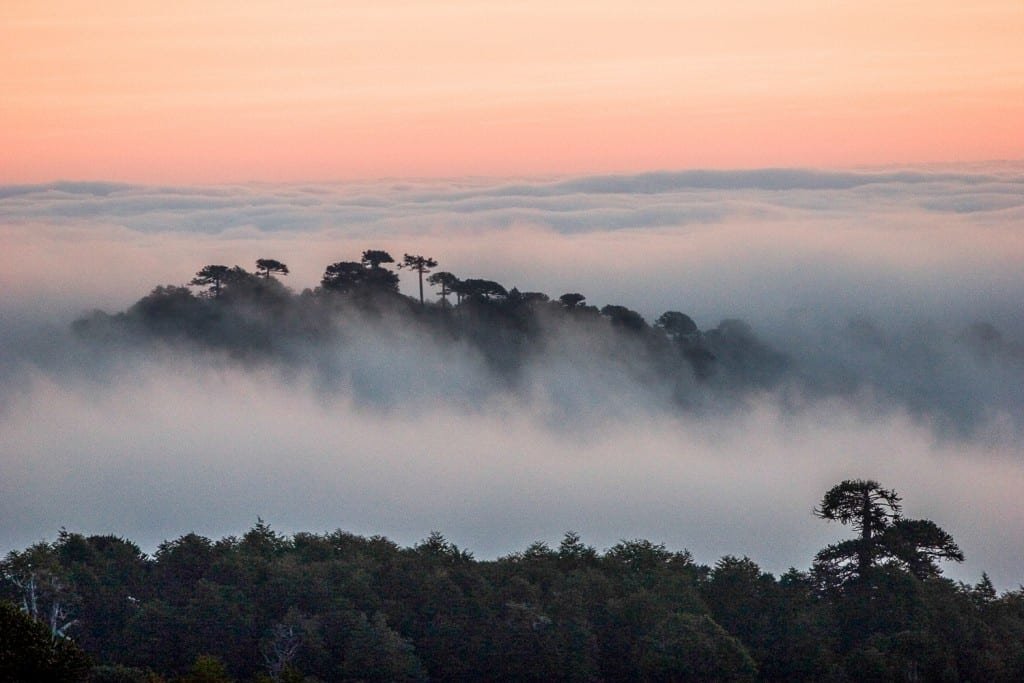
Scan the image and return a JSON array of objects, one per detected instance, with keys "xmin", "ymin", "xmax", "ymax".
[{"xmin": 1, "ymin": 165, "xmax": 1022, "ymax": 587}]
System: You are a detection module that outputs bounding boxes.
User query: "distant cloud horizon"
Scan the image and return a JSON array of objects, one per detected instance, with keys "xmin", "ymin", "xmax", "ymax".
[{"xmin": 3, "ymin": 164, "xmax": 1023, "ymax": 325}]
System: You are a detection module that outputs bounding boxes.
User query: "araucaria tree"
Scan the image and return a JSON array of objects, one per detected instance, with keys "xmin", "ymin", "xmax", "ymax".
[
  {"xmin": 426, "ymin": 271, "xmax": 460, "ymax": 306},
  {"xmin": 255, "ymin": 259, "xmax": 289, "ymax": 279},
  {"xmin": 398, "ymin": 254, "xmax": 438, "ymax": 304},
  {"xmin": 458, "ymin": 278, "xmax": 507, "ymax": 302},
  {"xmin": 559, "ymin": 293, "xmax": 586, "ymax": 309},
  {"xmin": 321, "ymin": 261, "xmax": 370, "ymax": 293},
  {"xmin": 360, "ymin": 250, "xmax": 394, "ymax": 269},
  {"xmin": 189, "ymin": 265, "xmax": 232, "ymax": 298},
  {"xmin": 812, "ymin": 479, "xmax": 963, "ymax": 587},
  {"xmin": 321, "ymin": 260, "xmax": 399, "ymax": 295}
]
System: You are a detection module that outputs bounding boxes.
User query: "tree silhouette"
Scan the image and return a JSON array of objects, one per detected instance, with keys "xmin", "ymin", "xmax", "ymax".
[
  {"xmin": 322, "ymin": 250, "xmax": 400, "ymax": 296},
  {"xmin": 255, "ymin": 259, "xmax": 289, "ymax": 279},
  {"xmin": 882, "ymin": 518, "xmax": 964, "ymax": 580},
  {"xmin": 601, "ymin": 304, "xmax": 647, "ymax": 331},
  {"xmin": 321, "ymin": 261, "xmax": 398, "ymax": 294},
  {"xmin": 360, "ymin": 250, "xmax": 395, "ymax": 270},
  {"xmin": 321, "ymin": 261, "xmax": 369, "ymax": 293},
  {"xmin": 398, "ymin": 254, "xmax": 438, "ymax": 305},
  {"xmin": 813, "ymin": 479, "xmax": 962, "ymax": 587},
  {"xmin": 126, "ymin": 285, "xmax": 199, "ymax": 324},
  {"xmin": 427, "ymin": 271, "xmax": 460, "ymax": 306},
  {"xmin": 814, "ymin": 479, "xmax": 901, "ymax": 580},
  {"xmin": 459, "ymin": 278, "xmax": 507, "ymax": 302},
  {"xmin": 189, "ymin": 265, "xmax": 232, "ymax": 298},
  {"xmin": 559, "ymin": 293, "xmax": 586, "ymax": 309}
]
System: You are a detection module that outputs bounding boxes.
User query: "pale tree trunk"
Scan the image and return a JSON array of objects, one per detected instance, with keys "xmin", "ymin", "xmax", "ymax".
[
  {"xmin": 262, "ymin": 623, "xmax": 302, "ymax": 682},
  {"xmin": 10, "ymin": 571, "xmax": 77, "ymax": 640}
]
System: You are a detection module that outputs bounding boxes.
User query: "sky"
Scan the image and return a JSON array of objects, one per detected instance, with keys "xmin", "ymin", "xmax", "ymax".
[
  {"xmin": 3, "ymin": 1, "xmax": 1024, "ymax": 183},
  {"xmin": 1, "ymin": 168, "xmax": 1023, "ymax": 588}
]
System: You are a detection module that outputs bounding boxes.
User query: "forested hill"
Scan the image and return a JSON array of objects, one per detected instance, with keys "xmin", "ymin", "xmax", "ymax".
[
  {"xmin": 72, "ymin": 251, "xmax": 767, "ymax": 392},
  {"xmin": 3, "ymin": 481, "xmax": 1024, "ymax": 682},
  {"xmin": 69, "ymin": 250, "xmax": 1020, "ymax": 433}
]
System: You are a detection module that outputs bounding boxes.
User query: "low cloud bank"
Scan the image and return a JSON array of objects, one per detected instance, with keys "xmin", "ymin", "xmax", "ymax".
[
  {"xmin": 1, "ymin": 165, "xmax": 1022, "ymax": 587},
  {"xmin": 1, "ymin": 349, "xmax": 1020, "ymax": 588},
  {"xmin": 3, "ymin": 165, "xmax": 1023, "ymax": 328}
]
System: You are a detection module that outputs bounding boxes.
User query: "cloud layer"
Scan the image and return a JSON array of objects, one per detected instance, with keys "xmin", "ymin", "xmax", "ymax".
[
  {"xmin": 1, "ymin": 166, "xmax": 1022, "ymax": 587},
  {"xmin": 3, "ymin": 165, "xmax": 1023, "ymax": 326}
]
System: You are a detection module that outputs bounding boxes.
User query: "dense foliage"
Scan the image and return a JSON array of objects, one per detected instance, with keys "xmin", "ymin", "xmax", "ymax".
[
  {"xmin": 70, "ymin": 251, "xmax": 789, "ymax": 409},
  {"xmin": 0, "ymin": 600, "xmax": 91, "ymax": 682},
  {"xmin": 3, "ymin": 483, "xmax": 1023, "ymax": 682}
]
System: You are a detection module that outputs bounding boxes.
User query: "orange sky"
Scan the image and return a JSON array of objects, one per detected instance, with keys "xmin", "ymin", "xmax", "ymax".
[{"xmin": 3, "ymin": 1, "xmax": 1023, "ymax": 183}]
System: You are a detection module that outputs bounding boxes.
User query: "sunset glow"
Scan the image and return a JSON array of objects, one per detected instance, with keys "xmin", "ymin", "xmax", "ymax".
[{"xmin": 3, "ymin": 1, "xmax": 1023, "ymax": 183}]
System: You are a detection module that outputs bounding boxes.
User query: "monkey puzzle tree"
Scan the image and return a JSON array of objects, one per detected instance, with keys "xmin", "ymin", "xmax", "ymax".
[
  {"xmin": 321, "ymin": 261, "xmax": 368, "ymax": 293},
  {"xmin": 427, "ymin": 271, "xmax": 460, "ymax": 306},
  {"xmin": 559, "ymin": 293, "xmax": 586, "ymax": 309},
  {"xmin": 881, "ymin": 518, "xmax": 964, "ymax": 580},
  {"xmin": 325, "ymin": 250, "xmax": 400, "ymax": 297},
  {"xmin": 189, "ymin": 265, "xmax": 232, "ymax": 298},
  {"xmin": 321, "ymin": 261, "xmax": 398, "ymax": 295},
  {"xmin": 360, "ymin": 250, "xmax": 395, "ymax": 270},
  {"xmin": 812, "ymin": 479, "xmax": 962, "ymax": 588},
  {"xmin": 255, "ymin": 258, "xmax": 289, "ymax": 279},
  {"xmin": 459, "ymin": 278, "xmax": 507, "ymax": 302},
  {"xmin": 398, "ymin": 253, "xmax": 438, "ymax": 305},
  {"xmin": 815, "ymin": 479, "xmax": 901, "ymax": 580}
]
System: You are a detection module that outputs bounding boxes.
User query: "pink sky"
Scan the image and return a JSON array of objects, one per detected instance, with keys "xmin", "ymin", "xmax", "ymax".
[{"xmin": 3, "ymin": 1, "xmax": 1023, "ymax": 183}]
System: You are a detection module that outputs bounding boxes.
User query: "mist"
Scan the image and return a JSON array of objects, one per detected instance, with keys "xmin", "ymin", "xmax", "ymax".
[{"xmin": 1, "ymin": 166, "xmax": 1023, "ymax": 588}]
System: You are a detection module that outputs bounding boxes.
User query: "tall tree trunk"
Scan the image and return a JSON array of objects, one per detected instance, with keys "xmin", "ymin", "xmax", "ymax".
[{"xmin": 859, "ymin": 489, "xmax": 871, "ymax": 576}]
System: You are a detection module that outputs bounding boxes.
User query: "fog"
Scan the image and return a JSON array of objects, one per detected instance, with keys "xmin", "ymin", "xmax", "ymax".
[{"xmin": 1, "ymin": 166, "xmax": 1022, "ymax": 588}]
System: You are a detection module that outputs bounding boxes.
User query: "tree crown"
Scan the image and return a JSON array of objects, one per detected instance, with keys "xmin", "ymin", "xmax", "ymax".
[
  {"xmin": 255, "ymin": 258, "xmax": 289, "ymax": 278},
  {"xmin": 360, "ymin": 250, "xmax": 394, "ymax": 269},
  {"xmin": 399, "ymin": 253, "xmax": 438, "ymax": 273}
]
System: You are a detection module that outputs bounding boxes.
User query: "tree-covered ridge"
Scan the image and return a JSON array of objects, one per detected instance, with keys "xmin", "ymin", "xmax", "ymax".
[
  {"xmin": 69, "ymin": 248, "xmax": 1022, "ymax": 435},
  {"xmin": 69, "ymin": 250, "xmax": 800, "ymax": 409},
  {"xmin": 2, "ymin": 482, "xmax": 1023, "ymax": 682}
]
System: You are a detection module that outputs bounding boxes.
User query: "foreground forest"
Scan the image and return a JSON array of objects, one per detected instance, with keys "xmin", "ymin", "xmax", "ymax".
[{"xmin": 3, "ymin": 480, "xmax": 1023, "ymax": 682}]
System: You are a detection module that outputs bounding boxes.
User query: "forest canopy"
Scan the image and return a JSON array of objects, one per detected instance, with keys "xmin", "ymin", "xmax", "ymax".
[{"xmin": 3, "ymin": 481, "xmax": 1019, "ymax": 682}]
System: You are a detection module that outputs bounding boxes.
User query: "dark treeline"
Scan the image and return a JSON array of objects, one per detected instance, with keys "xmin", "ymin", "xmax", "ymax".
[
  {"xmin": 3, "ymin": 481, "xmax": 1024, "ymax": 682},
  {"xmin": 72, "ymin": 249, "xmax": 742, "ymax": 393}
]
